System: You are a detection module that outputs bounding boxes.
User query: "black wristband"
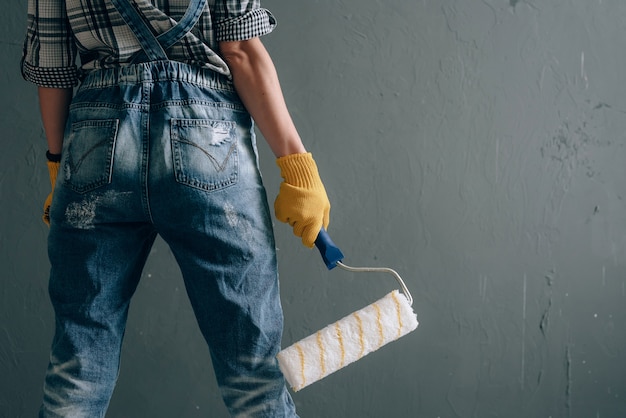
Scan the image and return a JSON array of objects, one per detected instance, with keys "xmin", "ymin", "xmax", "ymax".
[{"xmin": 46, "ymin": 151, "xmax": 62, "ymax": 162}]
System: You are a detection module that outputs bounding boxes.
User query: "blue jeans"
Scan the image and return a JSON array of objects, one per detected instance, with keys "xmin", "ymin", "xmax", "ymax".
[{"xmin": 41, "ymin": 61, "xmax": 297, "ymax": 417}]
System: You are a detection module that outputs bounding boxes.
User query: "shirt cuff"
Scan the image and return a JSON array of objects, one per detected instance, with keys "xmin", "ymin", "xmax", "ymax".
[
  {"xmin": 21, "ymin": 61, "xmax": 78, "ymax": 88},
  {"xmin": 215, "ymin": 8, "xmax": 277, "ymax": 42}
]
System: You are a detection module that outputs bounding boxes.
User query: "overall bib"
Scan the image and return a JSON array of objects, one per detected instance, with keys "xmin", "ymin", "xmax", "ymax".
[{"xmin": 41, "ymin": 1, "xmax": 297, "ymax": 416}]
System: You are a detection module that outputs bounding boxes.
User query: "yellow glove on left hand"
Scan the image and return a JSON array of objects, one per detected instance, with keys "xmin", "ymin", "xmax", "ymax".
[
  {"xmin": 275, "ymin": 152, "xmax": 330, "ymax": 248},
  {"xmin": 43, "ymin": 159, "xmax": 60, "ymax": 226}
]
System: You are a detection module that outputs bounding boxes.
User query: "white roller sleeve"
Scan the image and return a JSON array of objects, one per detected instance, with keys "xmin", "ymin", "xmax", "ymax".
[{"xmin": 277, "ymin": 290, "xmax": 418, "ymax": 392}]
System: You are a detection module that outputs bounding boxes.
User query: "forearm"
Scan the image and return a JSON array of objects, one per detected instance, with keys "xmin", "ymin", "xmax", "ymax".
[
  {"xmin": 219, "ymin": 38, "xmax": 306, "ymax": 158},
  {"xmin": 38, "ymin": 87, "xmax": 73, "ymax": 155}
]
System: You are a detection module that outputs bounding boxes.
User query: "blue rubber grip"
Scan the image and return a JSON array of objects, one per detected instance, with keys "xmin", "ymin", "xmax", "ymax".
[{"xmin": 314, "ymin": 228, "xmax": 344, "ymax": 270}]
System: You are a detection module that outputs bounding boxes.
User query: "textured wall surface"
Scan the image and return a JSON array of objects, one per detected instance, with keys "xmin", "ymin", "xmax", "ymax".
[{"xmin": 2, "ymin": 0, "xmax": 626, "ymax": 417}]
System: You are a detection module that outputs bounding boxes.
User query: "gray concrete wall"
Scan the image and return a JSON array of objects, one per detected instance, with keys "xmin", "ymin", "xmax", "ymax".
[{"xmin": 2, "ymin": 0, "xmax": 626, "ymax": 417}]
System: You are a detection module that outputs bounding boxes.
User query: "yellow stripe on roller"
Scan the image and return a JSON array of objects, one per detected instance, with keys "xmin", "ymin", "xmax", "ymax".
[
  {"xmin": 391, "ymin": 291, "xmax": 404, "ymax": 339},
  {"xmin": 316, "ymin": 331, "xmax": 326, "ymax": 377},
  {"xmin": 353, "ymin": 312, "xmax": 365, "ymax": 358},
  {"xmin": 295, "ymin": 343, "xmax": 306, "ymax": 388},
  {"xmin": 334, "ymin": 322, "xmax": 346, "ymax": 368},
  {"xmin": 373, "ymin": 303, "xmax": 384, "ymax": 348}
]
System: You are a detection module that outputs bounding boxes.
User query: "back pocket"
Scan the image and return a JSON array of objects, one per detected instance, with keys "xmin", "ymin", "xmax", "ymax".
[
  {"xmin": 64, "ymin": 119, "xmax": 119, "ymax": 194},
  {"xmin": 171, "ymin": 119, "xmax": 238, "ymax": 192}
]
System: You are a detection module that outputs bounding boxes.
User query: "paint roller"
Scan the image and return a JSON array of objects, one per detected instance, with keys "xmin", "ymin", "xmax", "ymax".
[{"xmin": 277, "ymin": 229, "xmax": 418, "ymax": 392}]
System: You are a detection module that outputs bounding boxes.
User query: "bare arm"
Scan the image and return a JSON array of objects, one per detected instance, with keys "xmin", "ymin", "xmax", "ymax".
[
  {"xmin": 219, "ymin": 37, "xmax": 306, "ymax": 158},
  {"xmin": 38, "ymin": 87, "xmax": 73, "ymax": 155}
]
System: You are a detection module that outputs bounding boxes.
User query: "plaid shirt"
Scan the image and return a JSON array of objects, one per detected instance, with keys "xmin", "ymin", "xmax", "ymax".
[{"xmin": 22, "ymin": 0, "xmax": 276, "ymax": 88}]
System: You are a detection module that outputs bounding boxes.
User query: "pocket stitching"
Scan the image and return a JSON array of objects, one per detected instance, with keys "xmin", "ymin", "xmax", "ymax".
[
  {"xmin": 171, "ymin": 118, "xmax": 239, "ymax": 192},
  {"xmin": 64, "ymin": 119, "xmax": 119, "ymax": 194}
]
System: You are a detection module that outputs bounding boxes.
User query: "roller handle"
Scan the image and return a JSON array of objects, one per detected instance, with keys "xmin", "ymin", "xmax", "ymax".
[{"xmin": 314, "ymin": 228, "xmax": 344, "ymax": 270}]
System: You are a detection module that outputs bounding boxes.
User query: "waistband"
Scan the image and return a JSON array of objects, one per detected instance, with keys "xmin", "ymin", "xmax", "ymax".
[{"xmin": 79, "ymin": 60, "xmax": 234, "ymax": 91}]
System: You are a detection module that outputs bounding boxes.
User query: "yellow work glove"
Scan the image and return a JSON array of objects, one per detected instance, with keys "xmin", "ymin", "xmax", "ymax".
[
  {"xmin": 275, "ymin": 152, "xmax": 330, "ymax": 248},
  {"xmin": 43, "ymin": 154, "xmax": 61, "ymax": 226}
]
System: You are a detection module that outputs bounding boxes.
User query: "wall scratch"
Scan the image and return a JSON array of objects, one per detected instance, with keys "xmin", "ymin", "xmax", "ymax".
[
  {"xmin": 521, "ymin": 274, "xmax": 527, "ymax": 390},
  {"xmin": 565, "ymin": 345, "xmax": 572, "ymax": 417},
  {"xmin": 580, "ymin": 51, "xmax": 589, "ymax": 90},
  {"xmin": 539, "ymin": 298, "xmax": 551, "ymax": 336},
  {"xmin": 479, "ymin": 274, "xmax": 488, "ymax": 301},
  {"xmin": 540, "ymin": 270, "xmax": 554, "ymax": 336}
]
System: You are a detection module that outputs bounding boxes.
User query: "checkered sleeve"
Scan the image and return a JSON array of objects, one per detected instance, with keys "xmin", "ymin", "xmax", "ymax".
[
  {"xmin": 213, "ymin": 1, "xmax": 277, "ymax": 42},
  {"xmin": 21, "ymin": 0, "xmax": 79, "ymax": 88}
]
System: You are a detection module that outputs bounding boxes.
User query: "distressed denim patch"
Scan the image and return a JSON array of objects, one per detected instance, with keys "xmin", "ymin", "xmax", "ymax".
[{"xmin": 171, "ymin": 118, "xmax": 239, "ymax": 192}]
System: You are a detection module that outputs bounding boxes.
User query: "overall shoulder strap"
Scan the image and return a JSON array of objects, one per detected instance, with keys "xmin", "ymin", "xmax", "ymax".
[
  {"xmin": 156, "ymin": 0, "xmax": 207, "ymax": 51},
  {"xmin": 109, "ymin": 0, "xmax": 207, "ymax": 62}
]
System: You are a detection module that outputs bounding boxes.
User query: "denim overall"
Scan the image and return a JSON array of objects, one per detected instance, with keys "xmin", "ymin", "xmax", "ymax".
[{"xmin": 40, "ymin": 0, "xmax": 297, "ymax": 416}]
